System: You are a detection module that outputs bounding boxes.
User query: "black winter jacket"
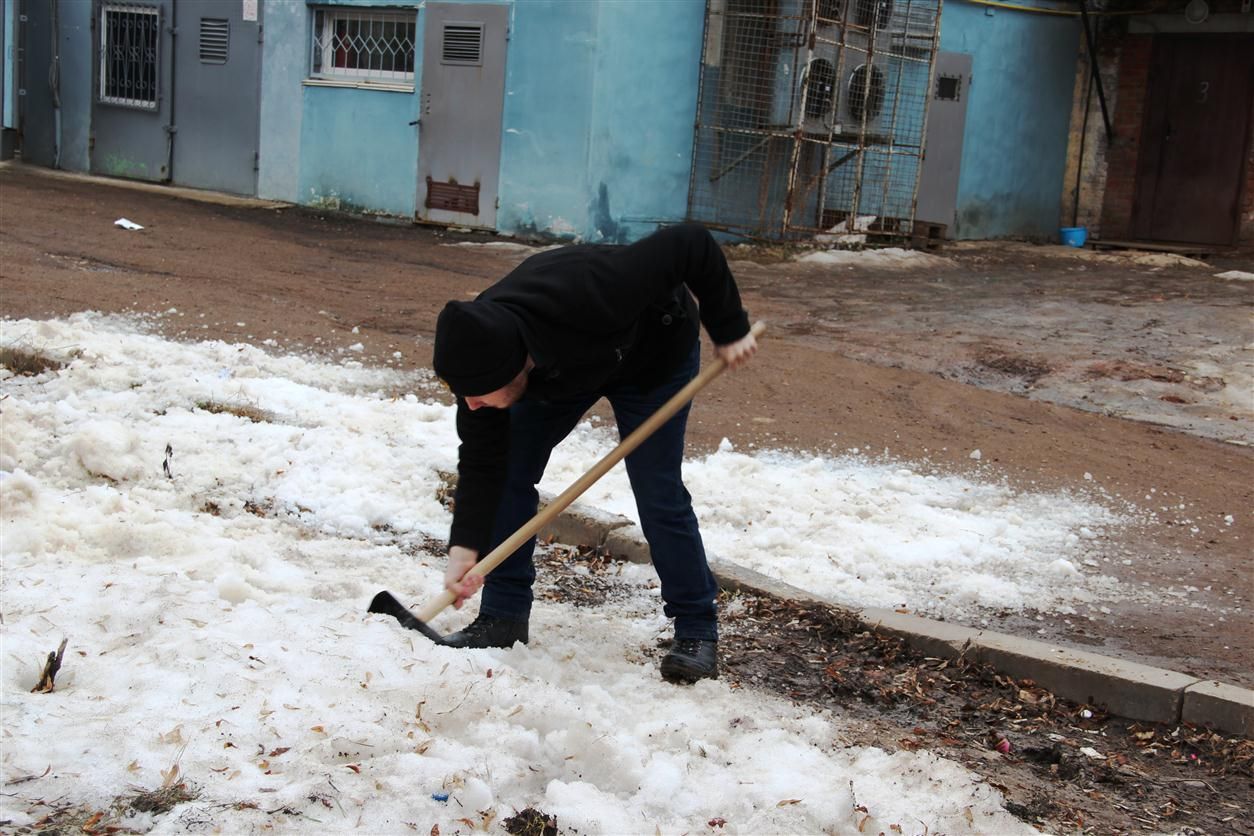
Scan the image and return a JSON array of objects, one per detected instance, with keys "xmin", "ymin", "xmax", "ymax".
[{"xmin": 448, "ymin": 224, "xmax": 751, "ymax": 553}]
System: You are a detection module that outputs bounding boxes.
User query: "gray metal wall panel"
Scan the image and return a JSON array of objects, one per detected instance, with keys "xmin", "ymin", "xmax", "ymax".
[
  {"xmin": 56, "ymin": 1, "xmax": 97, "ymax": 172},
  {"xmin": 417, "ymin": 2, "xmax": 507, "ymax": 229},
  {"xmin": 90, "ymin": 0, "xmax": 175, "ymax": 182},
  {"xmin": 19, "ymin": 0, "xmax": 57, "ymax": 167},
  {"xmin": 170, "ymin": 0, "xmax": 261, "ymax": 195},
  {"xmin": 915, "ymin": 51, "xmax": 973, "ymax": 232}
]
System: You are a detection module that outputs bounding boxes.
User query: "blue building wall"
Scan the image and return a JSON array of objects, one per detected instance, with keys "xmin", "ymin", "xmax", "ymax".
[
  {"xmin": 939, "ymin": 1, "xmax": 1081, "ymax": 239},
  {"xmin": 583, "ymin": 0, "xmax": 705, "ymax": 242},
  {"xmin": 256, "ymin": 0, "xmax": 421, "ymax": 214},
  {"xmin": 499, "ymin": 0, "xmax": 705, "ymax": 242},
  {"xmin": 299, "ymin": 86, "xmax": 419, "ymax": 215},
  {"xmin": 16, "ymin": 0, "xmax": 1081, "ymax": 243},
  {"xmin": 497, "ymin": 0, "xmax": 597, "ymax": 238},
  {"xmin": 258, "ymin": 0, "xmax": 704, "ymax": 240},
  {"xmin": 3, "ymin": 0, "xmax": 15, "ymax": 131}
]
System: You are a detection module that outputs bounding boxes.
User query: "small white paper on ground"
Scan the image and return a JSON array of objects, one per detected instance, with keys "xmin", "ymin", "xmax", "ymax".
[
  {"xmin": 114, "ymin": 218, "xmax": 144, "ymax": 230},
  {"xmin": 1215, "ymin": 270, "xmax": 1254, "ymax": 281}
]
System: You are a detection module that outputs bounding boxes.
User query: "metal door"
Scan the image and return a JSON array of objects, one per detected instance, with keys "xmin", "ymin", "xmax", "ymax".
[
  {"xmin": 915, "ymin": 51, "xmax": 972, "ymax": 234},
  {"xmin": 416, "ymin": 3, "xmax": 507, "ymax": 229},
  {"xmin": 90, "ymin": 0, "xmax": 174, "ymax": 181},
  {"xmin": 1133, "ymin": 35, "xmax": 1254, "ymax": 246},
  {"xmin": 170, "ymin": 0, "xmax": 262, "ymax": 195}
]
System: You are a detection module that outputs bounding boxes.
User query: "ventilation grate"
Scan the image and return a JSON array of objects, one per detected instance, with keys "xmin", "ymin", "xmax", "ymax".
[
  {"xmin": 441, "ymin": 24, "xmax": 483, "ymax": 65},
  {"xmin": 199, "ymin": 18, "xmax": 229, "ymax": 64},
  {"xmin": 426, "ymin": 178, "xmax": 480, "ymax": 215}
]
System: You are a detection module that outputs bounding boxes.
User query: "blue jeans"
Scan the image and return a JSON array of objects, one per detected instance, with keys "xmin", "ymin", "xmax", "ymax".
[{"xmin": 478, "ymin": 342, "xmax": 719, "ymax": 641}]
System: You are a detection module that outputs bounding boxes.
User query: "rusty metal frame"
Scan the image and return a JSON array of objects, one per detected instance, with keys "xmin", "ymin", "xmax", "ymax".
[{"xmin": 687, "ymin": 0, "xmax": 942, "ymax": 243}]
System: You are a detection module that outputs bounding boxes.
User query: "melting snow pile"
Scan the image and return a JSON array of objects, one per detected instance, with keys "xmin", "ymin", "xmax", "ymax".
[
  {"xmin": 795, "ymin": 247, "xmax": 953, "ymax": 270},
  {"xmin": 542, "ymin": 435, "xmax": 1128, "ymax": 622},
  {"xmin": 1, "ymin": 314, "xmax": 1122, "ymax": 833}
]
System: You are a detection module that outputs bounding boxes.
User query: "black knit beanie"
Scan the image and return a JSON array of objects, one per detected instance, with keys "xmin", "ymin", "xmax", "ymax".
[{"xmin": 433, "ymin": 300, "xmax": 527, "ymax": 396}]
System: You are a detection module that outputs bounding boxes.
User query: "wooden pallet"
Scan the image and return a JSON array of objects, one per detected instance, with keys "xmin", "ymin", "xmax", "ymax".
[
  {"xmin": 910, "ymin": 220, "xmax": 946, "ymax": 251},
  {"xmin": 1088, "ymin": 238, "xmax": 1226, "ymax": 259}
]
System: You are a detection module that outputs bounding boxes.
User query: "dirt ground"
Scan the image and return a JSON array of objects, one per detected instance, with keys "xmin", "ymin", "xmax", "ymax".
[{"xmin": 1, "ymin": 163, "xmax": 1251, "ymax": 699}]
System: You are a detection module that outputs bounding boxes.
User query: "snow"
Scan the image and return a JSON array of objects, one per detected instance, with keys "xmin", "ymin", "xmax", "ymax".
[
  {"xmin": 540, "ymin": 436, "xmax": 1128, "ymax": 619},
  {"xmin": 442, "ymin": 240, "xmax": 558, "ymax": 256},
  {"xmin": 795, "ymin": 247, "xmax": 953, "ymax": 270},
  {"xmin": 1, "ymin": 314, "xmax": 1119, "ymax": 833}
]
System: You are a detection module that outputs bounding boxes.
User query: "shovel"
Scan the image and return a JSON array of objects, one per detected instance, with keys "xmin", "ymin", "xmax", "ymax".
[{"xmin": 369, "ymin": 320, "xmax": 766, "ymax": 642}]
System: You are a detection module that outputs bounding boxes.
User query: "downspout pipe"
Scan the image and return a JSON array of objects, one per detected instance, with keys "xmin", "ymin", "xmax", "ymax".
[
  {"xmin": 165, "ymin": 0, "xmax": 175, "ymax": 182},
  {"xmin": 50, "ymin": 0, "xmax": 61, "ymax": 168}
]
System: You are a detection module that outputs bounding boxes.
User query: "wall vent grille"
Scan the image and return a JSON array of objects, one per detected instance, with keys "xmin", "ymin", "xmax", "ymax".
[
  {"xmin": 442, "ymin": 24, "xmax": 483, "ymax": 65},
  {"xmin": 200, "ymin": 18, "xmax": 229, "ymax": 64}
]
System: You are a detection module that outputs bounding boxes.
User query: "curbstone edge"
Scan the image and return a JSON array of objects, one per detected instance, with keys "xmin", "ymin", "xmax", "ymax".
[
  {"xmin": 603, "ymin": 525, "xmax": 653, "ymax": 564},
  {"xmin": 708, "ymin": 557, "xmax": 829, "ymax": 605},
  {"xmin": 545, "ymin": 509, "xmax": 1247, "ymax": 736},
  {"xmin": 961, "ymin": 632, "xmax": 1198, "ymax": 725},
  {"xmin": 1183, "ymin": 680, "xmax": 1254, "ymax": 738},
  {"xmin": 858, "ymin": 607, "xmax": 979, "ymax": 660},
  {"xmin": 537, "ymin": 494, "xmax": 632, "ymax": 550}
]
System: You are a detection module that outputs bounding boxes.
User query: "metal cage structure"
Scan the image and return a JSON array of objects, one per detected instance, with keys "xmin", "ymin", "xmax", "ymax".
[{"xmin": 687, "ymin": 0, "xmax": 941, "ymax": 242}]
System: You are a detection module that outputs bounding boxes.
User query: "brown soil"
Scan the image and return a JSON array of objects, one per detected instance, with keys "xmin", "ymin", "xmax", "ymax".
[{"xmin": 1, "ymin": 163, "xmax": 1250, "ymax": 694}]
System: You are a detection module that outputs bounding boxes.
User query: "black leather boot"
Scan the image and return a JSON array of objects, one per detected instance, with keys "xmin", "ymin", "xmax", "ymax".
[
  {"xmin": 660, "ymin": 638, "xmax": 718, "ymax": 683},
  {"xmin": 441, "ymin": 614, "xmax": 529, "ymax": 649}
]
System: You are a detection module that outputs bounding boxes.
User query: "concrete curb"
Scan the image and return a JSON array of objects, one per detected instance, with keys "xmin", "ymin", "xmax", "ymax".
[
  {"xmin": 1, "ymin": 160, "xmax": 290, "ymax": 210},
  {"xmin": 550, "ymin": 508, "xmax": 1252, "ymax": 738}
]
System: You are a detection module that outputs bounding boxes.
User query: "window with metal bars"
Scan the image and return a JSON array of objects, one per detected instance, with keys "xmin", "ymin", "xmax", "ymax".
[
  {"xmin": 310, "ymin": 8, "xmax": 416, "ymax": 83},
  {"xmin": 98, "ymin": 3, "xmax": 160, "ymax": 109}
]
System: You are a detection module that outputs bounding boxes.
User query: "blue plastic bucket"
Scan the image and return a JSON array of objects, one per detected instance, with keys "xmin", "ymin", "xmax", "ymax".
[{"xmin": 1059, "ymin": 226, "xmax": 1088, "ymax": 248}]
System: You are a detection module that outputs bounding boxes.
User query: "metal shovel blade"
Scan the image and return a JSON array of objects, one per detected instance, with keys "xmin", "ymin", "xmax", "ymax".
[{"xmin": 368, "ymin": 590, "xmax": 446, "ymax": 644}]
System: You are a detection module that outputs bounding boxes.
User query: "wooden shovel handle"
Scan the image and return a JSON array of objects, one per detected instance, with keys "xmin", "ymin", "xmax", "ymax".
[{"xmin": 417, "ymin": 320, "xmax": 766, "ymax": 622}]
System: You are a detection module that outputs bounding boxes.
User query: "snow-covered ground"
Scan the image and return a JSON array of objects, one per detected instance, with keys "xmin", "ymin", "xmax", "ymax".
[
  {"xmin": 1, "ymin": 313, "xmax": 1139, "ymax": 833},
  {"xmin": 543, "ymin": 435, "xmax": 1128, "ymax": 622}
]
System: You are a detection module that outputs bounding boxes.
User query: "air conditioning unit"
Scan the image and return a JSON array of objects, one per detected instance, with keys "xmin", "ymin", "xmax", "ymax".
[
  {"xmin": 766, "ymin": 14, "xmax": 843, "ymax": 134},
  {"xmin": 850, "ymin": 0, "xmax": 895, "ymax": 31},
  {"xmin": 836, "ymin": 50, "xmax": 888, "ymax": 133},
  {"xmin": 765, "ymin": 0, "xmax": 891, "ymax": 138},
  {"xmin": 785, "ymin": 52, "xmax": 889, "ymax": 139}
]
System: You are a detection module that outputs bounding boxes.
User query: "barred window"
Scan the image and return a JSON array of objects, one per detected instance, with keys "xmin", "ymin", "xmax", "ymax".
[
  {"xmin": 311, "ymin": 8, "xmax": 416, "ymax": 84},
  {"xmin": 99, "ymin": 3, "xmax": 160, "ymax": 109}
]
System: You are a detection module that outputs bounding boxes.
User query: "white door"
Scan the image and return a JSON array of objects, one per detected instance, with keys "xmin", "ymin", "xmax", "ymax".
[{"xmin": 416, "ymin": 3, "xmax": 508, "ymax": 229}]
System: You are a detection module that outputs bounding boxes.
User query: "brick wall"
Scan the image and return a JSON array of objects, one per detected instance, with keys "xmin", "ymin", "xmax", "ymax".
[{"xmin": 1098, "ymin": 36, "xmax": 1152, "ymax": 240}]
